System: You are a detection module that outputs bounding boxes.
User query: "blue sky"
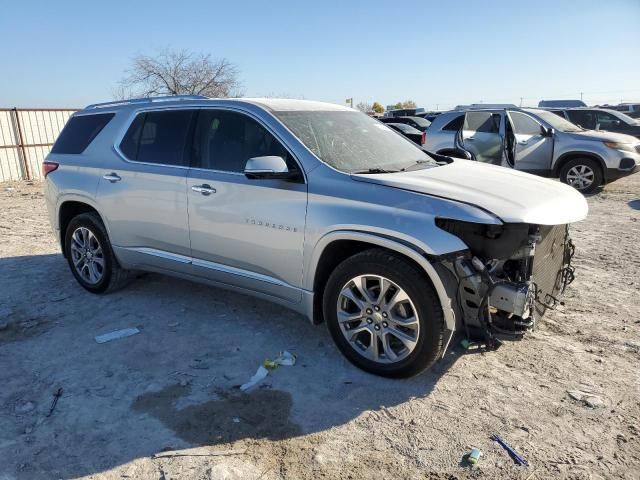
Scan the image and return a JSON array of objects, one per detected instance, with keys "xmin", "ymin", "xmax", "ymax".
[{"xmin": 1, "ymin": 0, "xmax": 639, "ymax": 109}]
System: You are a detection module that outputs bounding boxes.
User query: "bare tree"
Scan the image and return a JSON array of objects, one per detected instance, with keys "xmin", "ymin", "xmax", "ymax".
[
  {"xmin": 356, "ymin": 101, "xmax": 372, "ymax": 112},
  {"xmin": 117, "ymin": 49, "xmax": 242, "ymax": 99}
]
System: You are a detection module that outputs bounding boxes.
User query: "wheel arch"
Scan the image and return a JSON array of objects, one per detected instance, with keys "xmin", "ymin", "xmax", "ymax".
[
  {"xmin": 553, "ymin": 151, "xmax": 606, "ymax": 176},
  {"xmin": 307, "ymin": 231, "xmax": 456, "ymax": 340},
  {"xmin": 58, "ymin": 197, "xmax": 106, "ymax": 256}
]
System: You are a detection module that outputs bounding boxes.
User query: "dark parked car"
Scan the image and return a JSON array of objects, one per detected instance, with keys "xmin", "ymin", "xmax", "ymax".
[
  {"xmin": 384, "ymin": 107, "xmax": 425, "ymax": 118},
  {"xmin": 613, "ymin": 104, "xmax": 640, "ymax": 119},
  {"xmin": 539, "ymin": 99, "xmax": 586, "ymax": 108},
  {"xmin": 386, "ymin": 122, "xmax": 426, "ymax": 145},
  {"xmin": 551, "ymin": 108, "xmax": 640, "ymax": 139},
  {"xmin": 416, "ymin": 111, "xmax": 443, "ymax": 122},
  {"xmin": 380, "ymin": 116, "xmax": 431, "ymax": 132}
]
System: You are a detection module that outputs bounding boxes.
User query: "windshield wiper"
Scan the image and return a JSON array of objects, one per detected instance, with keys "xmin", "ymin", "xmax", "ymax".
[
  {"xmin": 351, "ymin": 168, "xmax": 400, "ymax": 174},
  {"xmin": 400, "ymin": 159, "xmax": 436, "ymax": 171}
]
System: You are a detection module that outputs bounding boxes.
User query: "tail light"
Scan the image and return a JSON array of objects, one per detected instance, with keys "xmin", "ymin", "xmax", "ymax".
[
  {"xmin": 42, "ymin": 161, "xmax": 59, "ymax": 178},
  {"xmin": 421, "ymin": 132, "xmax": 426, "ymax": 145}
]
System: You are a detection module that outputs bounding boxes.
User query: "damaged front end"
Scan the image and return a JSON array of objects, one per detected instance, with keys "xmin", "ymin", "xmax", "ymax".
[{"xmin": 435, "ymin": 219, "xmax": 575, "ymax": 347}]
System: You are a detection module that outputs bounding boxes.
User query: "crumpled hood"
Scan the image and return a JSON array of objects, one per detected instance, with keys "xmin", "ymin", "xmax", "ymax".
[
  {"xmin": 568, "ymin": 130, "xmax": 640, "ymax": 143},
  {"xmin": 351, "ymin": 160, "xmax": 588, "ymax": 225}
]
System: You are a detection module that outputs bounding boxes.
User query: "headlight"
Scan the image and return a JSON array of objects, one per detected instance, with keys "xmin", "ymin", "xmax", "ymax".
[{"xmin": 603, "ymin": 141, "xmax": 636, "ymax": 152}]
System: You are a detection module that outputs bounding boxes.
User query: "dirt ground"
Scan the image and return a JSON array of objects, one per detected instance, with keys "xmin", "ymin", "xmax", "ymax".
[{"xmin": 0, "ymin": 174, "xmax": 639, "ymax": 480}]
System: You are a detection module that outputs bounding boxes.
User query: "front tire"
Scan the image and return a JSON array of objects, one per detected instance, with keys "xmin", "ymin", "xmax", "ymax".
[
  {"xmin": 64, "ymin": 212, "xmax": 130, "ymax": 293},
  {"xmin": 559, "ymin": 158, "xmax": 603, "ymax": 194},
  {"xmin": 323, "ymin": 249, "xmax": 445, "ymax": 378}
]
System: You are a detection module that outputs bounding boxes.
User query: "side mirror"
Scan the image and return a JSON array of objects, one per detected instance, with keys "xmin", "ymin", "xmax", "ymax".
[
  {"xmin": 244, "ymin": 156, "xmax": 297, "ymax": 180},
  {"xmin": 541, "ymin": 125, "xmax": 554, "ymax": 137}
]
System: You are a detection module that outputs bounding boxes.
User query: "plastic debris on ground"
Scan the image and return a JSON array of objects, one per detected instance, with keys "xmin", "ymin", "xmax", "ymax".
[
  {"xmin": 94, "ymin": 328, "xmax": 140, "ymax": 344},
  {"xmin": 491, "ymin": 434, "xmax": 528, "ymax": 466},
  {"xmin": 240, "ymin": 366, "xmax": 269, "ymax": 391},
  {"xmin": 467, "ymin": 447, "xmax": 482, "ymax": 464},
  {"xmin": 240, "ymin": 351, "xmax": 296, "ymax": 391}
]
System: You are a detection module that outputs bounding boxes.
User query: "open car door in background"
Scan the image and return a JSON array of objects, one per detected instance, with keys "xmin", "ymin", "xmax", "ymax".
[
  {"xmin": 505, "ymin": 111, "xmax": 554, "ymax": 173},
  {"xmin": 456, "ymin": 111, "xmax": 503, "ymax": 165}
]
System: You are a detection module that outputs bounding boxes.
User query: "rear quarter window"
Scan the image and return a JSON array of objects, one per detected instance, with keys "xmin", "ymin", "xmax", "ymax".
[
  {"xmin": 442, "ymin": 115, "xmax": 464, "ymax": 131},
  {"xmin": 51, "ymin": 113, "xmax": 115, "ymax": 154}
]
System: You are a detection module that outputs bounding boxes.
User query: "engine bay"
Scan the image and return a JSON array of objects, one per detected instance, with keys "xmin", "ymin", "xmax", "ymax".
[{"xmin": 436, "ymin": 220, "xmax": 575, "ymax": 347}]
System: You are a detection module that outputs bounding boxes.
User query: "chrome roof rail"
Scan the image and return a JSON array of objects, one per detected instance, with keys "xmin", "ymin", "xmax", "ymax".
[{"xmin": 84, "ymin": 95, "xmax": 209, "ymax": 110}]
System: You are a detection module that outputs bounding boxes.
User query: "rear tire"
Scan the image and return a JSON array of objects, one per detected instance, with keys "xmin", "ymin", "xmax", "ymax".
[
  {"xmin": 323, "ymin": 249, "xmax": 445, "ymax": 378},
  {"xmin": 559, "ymin": 158, "xmax": 603, "ymax": 194},
  {"xmin": 64, "ymin": 212, "xmax": 131, "ymax": 293}
]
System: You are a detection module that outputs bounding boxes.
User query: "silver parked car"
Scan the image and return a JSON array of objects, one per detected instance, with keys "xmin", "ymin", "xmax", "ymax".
[
  {"xmin": 44, "ymin": 96, "xmax": 587, "ymax": 377},
  {"xmin": 424, "ymin": 108, "xmax": 640, "ymax": 193}
]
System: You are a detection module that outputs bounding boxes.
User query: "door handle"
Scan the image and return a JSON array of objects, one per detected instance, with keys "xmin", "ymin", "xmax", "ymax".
[
  {"xmin": 103, "ymin": 173, "xmax": 121, "ymax": 183},
  {"xmin": 466, "ymin": 137, "xmax": 475, "ymax": 141},
  {"xmin": 517, "ymin": 140, "xmax": 528, "ymax": 145},
  {"xmin": 191, "ymin": 184, "xmax": 216, "ymax": 195}
]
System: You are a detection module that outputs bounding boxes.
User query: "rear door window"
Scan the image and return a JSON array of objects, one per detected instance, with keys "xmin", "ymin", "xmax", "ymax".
[
  {"xmin": 566, "ymin": 110, "xmax": 597, "ymax": 129},
  {"xmin": 463, "ymin": 112, "xmax": 499, "ymax": 133},
  {"xmin": 51, "ymin": 113, "xmax": 115, "ymax": 154},
  {"xmin": 119, "ymin": 110, "xmax": 196, "ymax": 166}
]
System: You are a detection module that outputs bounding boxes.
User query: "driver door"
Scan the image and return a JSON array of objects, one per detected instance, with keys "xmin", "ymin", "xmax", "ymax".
[
  {"xmin": 186, "ymin": 109, "xmax": 307, "ymax": 302},
  {"xmin": 457, "ymin": 111, "xmax": 503, "ymax": 165},
  {"xmin": 506, "ymin": 111, "xmax": 554, "ymax": 172}
]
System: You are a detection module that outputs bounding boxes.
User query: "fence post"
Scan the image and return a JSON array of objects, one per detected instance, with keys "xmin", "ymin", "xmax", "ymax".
[{"xmin": 11, "ymin": 108, "xmax": 30, "ymax": 180}]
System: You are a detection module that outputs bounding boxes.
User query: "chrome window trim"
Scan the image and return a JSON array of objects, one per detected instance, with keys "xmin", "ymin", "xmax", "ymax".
[{"xmin": 111, "ymin": 105, "xmax": 307, "ymax": 182}]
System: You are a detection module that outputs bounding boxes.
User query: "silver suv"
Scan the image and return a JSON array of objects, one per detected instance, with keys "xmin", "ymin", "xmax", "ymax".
[
  {"xmin": 44, "ymin": 96, "xmax": 588, "ymax": 377},
  {"xmin": 424, "ymin": 108, "xmax": 640, "ymax": 193}
]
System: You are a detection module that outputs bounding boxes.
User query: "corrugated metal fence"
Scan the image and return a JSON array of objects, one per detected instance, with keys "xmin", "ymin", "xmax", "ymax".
[{"xmin": 0, "ymin": 108, "xmax": 77, "ymax": 181}]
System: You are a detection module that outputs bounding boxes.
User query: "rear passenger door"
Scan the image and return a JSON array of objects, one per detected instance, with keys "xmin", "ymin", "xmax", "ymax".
[
  {"xmin": 459, "ymin": 111, "xmax": 503, "ymax": 165},
  {"xmin": 186, "ymin": 109, "xmax": 307, "ymax": 302},
  {"xmin": 96, "ymin": 109, "xmax": 196, "ymax": 271}
]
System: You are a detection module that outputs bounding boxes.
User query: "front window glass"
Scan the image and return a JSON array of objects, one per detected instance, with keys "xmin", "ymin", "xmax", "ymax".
[
  {"xmin": 274, "ymin": 110, "xmax": 436, "ymax": 173},
  {"xmin": 509, "ymin": 112, "xmax": 541, "ymax": 136},
  {"xmin": 192, "ymin": 110, "xmax": 295, "ymax": 173},
  {"xmin": 525, "ymin": 109, "xmax": 584, "ymax": 132},
  {"xmin": 599, "ymin": 109, "xmax": 637, "ymax": 125}
]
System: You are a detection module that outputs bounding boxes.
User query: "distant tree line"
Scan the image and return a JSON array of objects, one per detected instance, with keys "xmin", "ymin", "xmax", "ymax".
[{"xmin": 355, "ymin": 100, "xmax": 416, "ymax": 114}]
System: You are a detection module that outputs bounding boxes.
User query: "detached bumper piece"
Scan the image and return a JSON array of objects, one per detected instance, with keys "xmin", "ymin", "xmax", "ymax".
[{"xmin": 441, "ymin": 224, "xmax": 574, "ymax": 347}]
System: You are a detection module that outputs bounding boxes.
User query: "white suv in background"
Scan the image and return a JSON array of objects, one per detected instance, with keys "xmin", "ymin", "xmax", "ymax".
[{"xmin": 424, "ymin": 108, "xmax": 640, "ymax": 193}]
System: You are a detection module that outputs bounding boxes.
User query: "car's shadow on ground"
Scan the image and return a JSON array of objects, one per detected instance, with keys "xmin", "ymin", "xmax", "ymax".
[
  {"xmin": 0, "ymin": 253, "xmax": 468, "ymax": 479},
  {"xmin": 628, "ymin": 199, "xmax": 640, "ymax": 210}
]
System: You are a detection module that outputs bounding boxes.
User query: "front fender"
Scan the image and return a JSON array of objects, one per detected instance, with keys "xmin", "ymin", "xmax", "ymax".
[{"xmin": 305, "ymin": 229, "xmax": 457, "ymax": 339}]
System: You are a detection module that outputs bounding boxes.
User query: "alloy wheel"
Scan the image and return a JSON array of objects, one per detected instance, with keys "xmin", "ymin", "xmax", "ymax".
[
  {"xmin": 566, "ymin": 165, "xmax": 595, "ymax": 191},
  {"xmin": 70, "ymin": 227, "xmax": 105, "ymax": 285},
  {"xmin": 336, "ymin": 274, "xmax": 420, "ymax": 364}
]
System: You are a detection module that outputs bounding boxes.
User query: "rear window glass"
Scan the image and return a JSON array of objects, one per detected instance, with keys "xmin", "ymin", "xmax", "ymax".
[
  {"xmin": 51, "ymin": 113, "xmax": 115, "ymax": 154},
  {"xmin": 119, "ymin": 110, "xmax": 195, "ymax": 166},
  {"xmin": 442, "ymin": 115, "xmax": 464, "ymax": 131},
  {"xmin": 464, "ymin": 112, "xmax": 499, "ymax": 133}
]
